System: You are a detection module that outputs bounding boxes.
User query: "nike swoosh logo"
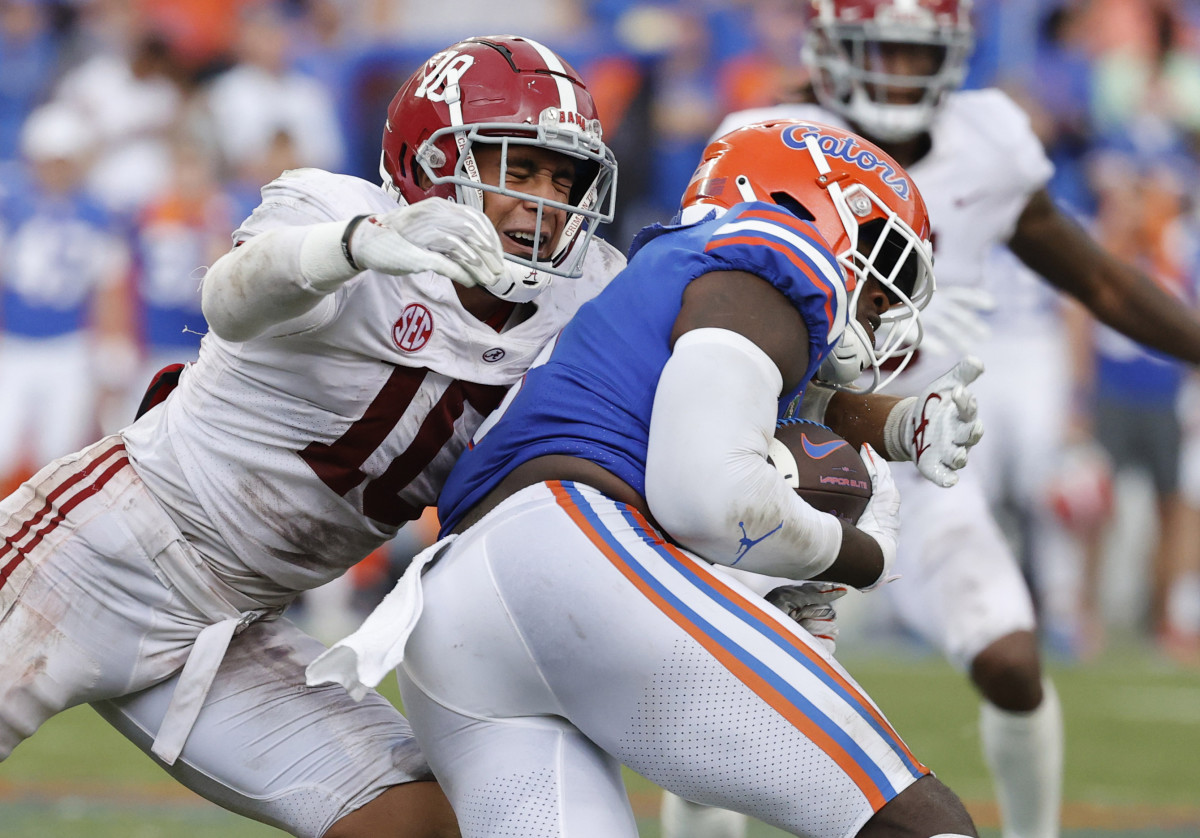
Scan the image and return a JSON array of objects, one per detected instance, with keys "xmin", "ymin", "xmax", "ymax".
[{"xmin": 801, "ymin": 434, "xmax": 848, "ymax": 460}]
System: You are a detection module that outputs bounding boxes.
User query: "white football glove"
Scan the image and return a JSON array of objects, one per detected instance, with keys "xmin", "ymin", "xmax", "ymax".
[
  {"xmin": 918, "ymin": 286, "xmax": 996, "ymax": 358},
  {"xmin": 348, "ymin": 198, "xmax": 505, "ymax": 290},
  {"xmin": 764, "ymin": 581, "xmax": 847, "ymax": 655},
  {"xmin": 854, "ymin": 444, "xmax": 900, "ymax": 591},
  {"xmin": 884, "ymin": 356, "xmax": 985, "ymax": 488}
]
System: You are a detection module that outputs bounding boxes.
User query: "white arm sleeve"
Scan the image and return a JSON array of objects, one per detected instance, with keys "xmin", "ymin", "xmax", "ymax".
[
  {"xmin": 645, "ymin": 328, "xmax": 844, "ymax": 579},
  {"xmin": 201, "ymin": 220, "xmax": 360, "ymax": 342}
]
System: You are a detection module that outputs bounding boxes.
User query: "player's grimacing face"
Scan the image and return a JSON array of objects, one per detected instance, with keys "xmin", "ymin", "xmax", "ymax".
[{"xmin": 474, "ymin": 144, "xmax": 575, "ymax": 262}]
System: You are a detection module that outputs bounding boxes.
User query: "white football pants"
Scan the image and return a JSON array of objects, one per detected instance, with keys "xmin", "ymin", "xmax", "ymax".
[
  {"xmin": 399, "ymin": 481, "xmax": 929, "ymax": 838},
  {"xmin": 0, "ymin": 436, "xmax": 428, "ymax": 837}
]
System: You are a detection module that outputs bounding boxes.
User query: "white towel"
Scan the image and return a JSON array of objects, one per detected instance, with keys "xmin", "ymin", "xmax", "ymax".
[
  {"xmin": 146, "ymin": 537, "xmax": 281, "ymax": 766},
  {"xmin": 305, "ymin": 535, "xmax": 457, "ymax": 700}
]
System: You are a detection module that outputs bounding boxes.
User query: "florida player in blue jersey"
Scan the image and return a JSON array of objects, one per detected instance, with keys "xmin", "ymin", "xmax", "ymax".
[
  {"xmin": 0, "ymin": 102, "xmax": 133, "ymax": 489},
  {"xmin": 309, "ymin": 121, "xmax": 980, "ymax": 838}
]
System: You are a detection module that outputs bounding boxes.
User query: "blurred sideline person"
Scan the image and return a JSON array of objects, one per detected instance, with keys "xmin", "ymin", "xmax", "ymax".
[
  {"xmin": 1172, "ymin": 373, "xmax": 1200, "ymax": 660},
  {"xmin": 125, "ymin": 136, "xmax": 236, "ymax": 421},
  {"xmin": 0, "ymin": 35, "xmax": 619, "ymax": 838},
  {"xmin": 1069, "ymin": 148, "xmax": 1198, "ymax": 659},
  {"xmin": 670, "ymin": 3, "xmax": 1200, "ymax": 838},
  {"xmin": 309, "ymin": 120, "xmax": 988, "ymax": 838},
  {"xmin": 0, "ymin": 101, "xmax": 133, "ymax": 495}
]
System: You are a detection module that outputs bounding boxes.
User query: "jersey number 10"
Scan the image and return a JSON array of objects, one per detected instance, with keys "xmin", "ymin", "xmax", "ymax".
[{"xmin": 298, "ymin": 364, "xmax": 506, "ymax": 525}]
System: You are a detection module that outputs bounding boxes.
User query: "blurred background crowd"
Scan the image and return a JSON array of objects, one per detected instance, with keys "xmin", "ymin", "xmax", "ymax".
[{"xmin": 3, "ymin": 0, "xmax": 1200, "ymax": 664}]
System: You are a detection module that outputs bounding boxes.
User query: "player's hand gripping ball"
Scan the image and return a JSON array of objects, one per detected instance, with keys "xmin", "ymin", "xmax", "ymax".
[{"xmin": 766, "ymin": 420, "xmax": 871, "ymax": 524}]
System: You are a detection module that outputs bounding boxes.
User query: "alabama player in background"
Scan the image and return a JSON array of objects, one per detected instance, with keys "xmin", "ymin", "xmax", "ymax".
[
  {"xmin": 666, "ymin": 3, "xmax": 1200, "ymax": 838},
  {"xmin": 0, "ymin": 35, "xmax": 620, "ymax": 838},
  {"xmin": 309, "ymin": 120, "xmax": 987, "ymax": 838}
]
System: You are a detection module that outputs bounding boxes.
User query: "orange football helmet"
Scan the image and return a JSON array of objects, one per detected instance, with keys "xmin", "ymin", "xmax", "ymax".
[{"xmin": 681, "ymin": 118, "xmax": 935, "ymax": 392}]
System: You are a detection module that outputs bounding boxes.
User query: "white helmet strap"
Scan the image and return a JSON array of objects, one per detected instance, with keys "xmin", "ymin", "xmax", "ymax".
[
  {"xmin": 444, "ymin": 84, "xmax": 485, "ymax": 212},
  {"xmin": 802, "ymin": 133, "xmax": 860, "ymax": 250}
]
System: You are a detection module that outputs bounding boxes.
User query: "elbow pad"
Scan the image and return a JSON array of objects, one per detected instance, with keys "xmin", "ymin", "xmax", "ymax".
[{"xmin": 645, "ymin": 328, "xmax": 843, "ymax": 579}]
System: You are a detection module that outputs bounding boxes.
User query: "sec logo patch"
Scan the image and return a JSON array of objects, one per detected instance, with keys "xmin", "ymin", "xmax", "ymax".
[{"xmin": 393, "ymin": 303, "xmax": 434, "ymax": 352}]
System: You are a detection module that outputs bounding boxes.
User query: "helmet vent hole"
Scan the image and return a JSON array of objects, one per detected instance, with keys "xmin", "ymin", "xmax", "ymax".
[
  {"xmin": 859, "ymin": 218, "xmax": 917, "ymax": 301},
  {"xmin": 770, "ymin": 192, "xmax": 815, "ymax": 222}
]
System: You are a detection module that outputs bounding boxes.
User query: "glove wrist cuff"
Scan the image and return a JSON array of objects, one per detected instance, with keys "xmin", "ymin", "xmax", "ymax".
[
  {"xmin": 883, "ymin": 396, "xmax": 917, "ymax": 461},
  {"xmin": 299, "ymin": 219, "xmax": 365, "ymax": 293}
]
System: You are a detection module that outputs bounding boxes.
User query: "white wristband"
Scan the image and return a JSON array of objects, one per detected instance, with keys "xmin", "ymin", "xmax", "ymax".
[
  {"xmin": 299, "ymin": 219, "xmax": 363, "ymax": 293},
  {"xmin": 882, "ymin": 396, "xmax": 917, "ymax": 461}
]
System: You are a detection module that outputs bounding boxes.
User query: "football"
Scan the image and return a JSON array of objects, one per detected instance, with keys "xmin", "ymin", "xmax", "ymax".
[{"xmin": 767, "ymin": 420, "xmax": 872, "ymax": 524}]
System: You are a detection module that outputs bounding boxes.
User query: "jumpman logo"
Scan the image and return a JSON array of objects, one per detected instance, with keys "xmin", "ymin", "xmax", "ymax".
[
  {"xmin": 733, "ymin": 520, "xmax": 783, "ymax": 565},
  {"xmin": 912, "ymin": 392, "xmax": 942, "ymax": 464}
]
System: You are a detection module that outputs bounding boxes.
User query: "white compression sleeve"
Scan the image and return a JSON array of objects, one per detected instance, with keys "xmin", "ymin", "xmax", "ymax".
[
  {"xmin": 202, "ymin": 221, "xmax": 361, "ymax": 342},
  {"xmin": 645, "ymin": 328, "xmax": 843, "ymax": 579}
]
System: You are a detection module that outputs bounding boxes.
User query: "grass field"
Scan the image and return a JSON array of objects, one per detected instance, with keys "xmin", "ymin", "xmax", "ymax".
[{"xmin": 2, "ymin": 639, "xmax": 1198, "ymax": 838}]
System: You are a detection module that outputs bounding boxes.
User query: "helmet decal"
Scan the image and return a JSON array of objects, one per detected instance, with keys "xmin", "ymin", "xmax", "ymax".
[
  {"xmin": 780, "ymin": 124, "xmax": 912, "ymax": 199},
  {"xmin": 413, "ymin": 52, "xmax": 475, "ymax": 104}
]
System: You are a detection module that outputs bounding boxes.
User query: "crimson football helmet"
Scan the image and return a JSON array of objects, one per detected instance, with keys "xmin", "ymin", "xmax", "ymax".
[
  {"xmin": 381, "ymin": 35, "xmax": 617, "ymax": 301},
  {"xmin": 804, "ymin": 0, "xmax": 974, "ymax": 142},
  {"xmin": 681, "ymin": 119, "xmax": 935, "ymax": 392}
]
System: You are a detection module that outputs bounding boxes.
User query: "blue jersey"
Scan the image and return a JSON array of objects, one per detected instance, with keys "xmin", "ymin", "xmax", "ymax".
[
  {"xmin": 437, "ymin": 202, "xmax": 849, "ymax": 533},
  {"xmin": 0, "ymin": 173, "xmax": 125, "ymax": 339},
  {"xmin": 132, "ymin": 192, "xmax": 235, "ymax": 352},
  {"xmin": 1092, "ymin": 250, "xmax": 1197, "ymax": 408},
  {"xmin": 1092, "ymin": 334, "xmax": 1186, "ymax": 408}
]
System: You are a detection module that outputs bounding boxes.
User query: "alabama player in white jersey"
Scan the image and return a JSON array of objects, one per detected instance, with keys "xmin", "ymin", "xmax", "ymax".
[
  {"xmin": 665, "ymin": 3, "xmax": 1200, "ymax": 838},
  {"xmin": 0, "ymin": 35, "xmax": 620, "ymax": 838}
]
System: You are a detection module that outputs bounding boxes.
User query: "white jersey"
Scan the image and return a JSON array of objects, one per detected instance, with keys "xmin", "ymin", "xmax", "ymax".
[
  {"xmin": 122, "ymin": 167, "xmax": 625, "ymax": 598},
  {"xmin": 716, "ymin": 89, "xmax": 1055, "ymax": 394}
]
